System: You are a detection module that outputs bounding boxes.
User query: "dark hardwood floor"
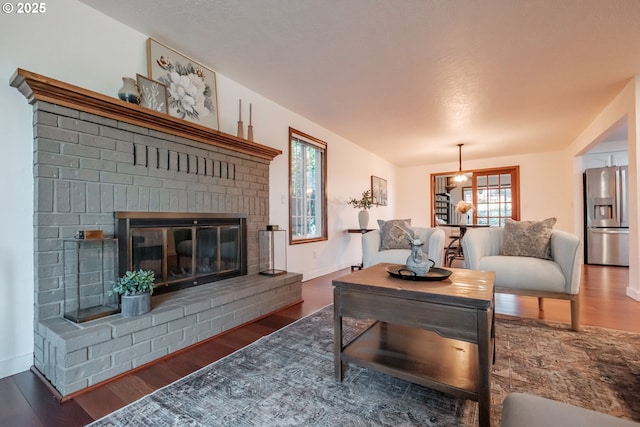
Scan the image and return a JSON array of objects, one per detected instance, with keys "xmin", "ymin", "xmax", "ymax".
[{"xmin": 1, "ymin": 264, "xmax": 637, "ymax": 427}]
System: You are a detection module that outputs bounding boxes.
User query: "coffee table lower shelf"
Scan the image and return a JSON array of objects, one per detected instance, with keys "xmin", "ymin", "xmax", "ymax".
[{"xmin": 340, "ymin": 321, "xmax": 480, "ymax": 401}]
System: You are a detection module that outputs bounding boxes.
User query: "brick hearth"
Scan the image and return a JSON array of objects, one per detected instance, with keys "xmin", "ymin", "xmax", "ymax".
[{"xmin": 38, "ymin": 271, "xmax": 301, "ymax": 396}]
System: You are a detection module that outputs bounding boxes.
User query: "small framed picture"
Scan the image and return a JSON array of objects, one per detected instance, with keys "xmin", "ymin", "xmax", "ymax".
[
  {"xmin": 136, "ymin": 74, "xmax": 168, "ymax": 114},
  {"xmin": 371, "ymin": 176, "xmax": 388, "ymax": 206}
]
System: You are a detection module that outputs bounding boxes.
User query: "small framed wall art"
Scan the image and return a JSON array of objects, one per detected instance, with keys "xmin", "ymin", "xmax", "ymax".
[
  {"xmin": 147, "ymin": 38, "xmax": 219, "ymax": 130},
  {"xmin": 371, "ymin": 175, "xmax": 388, "ymax": 206},
  {"xmin": 136, "ymin": 74, "xmax": 168, "ymax": 114}
]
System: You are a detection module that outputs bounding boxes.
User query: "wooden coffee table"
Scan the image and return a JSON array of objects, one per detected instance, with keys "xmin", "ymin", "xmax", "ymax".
[{"xmin": 333, "ymin": 263, "xmax": 495, "ymax": 426}]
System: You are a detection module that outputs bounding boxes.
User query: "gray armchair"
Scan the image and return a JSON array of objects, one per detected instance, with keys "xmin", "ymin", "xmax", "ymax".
[
  {"xmin": 501, "ymin": 393, "xmax": 640, "ymax": 427},
  {"xmin": 362, "ymin": 227, "xmax": 446, "ymax": 268},
  {"xmin": 463, "ymin": 227, "xmax": 582, "ymax": 331}
]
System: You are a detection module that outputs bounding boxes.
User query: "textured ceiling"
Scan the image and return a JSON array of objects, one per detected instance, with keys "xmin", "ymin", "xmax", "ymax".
[{"xmin": 80, "ymin": 0, "xmax": 640, "ymax": 166}]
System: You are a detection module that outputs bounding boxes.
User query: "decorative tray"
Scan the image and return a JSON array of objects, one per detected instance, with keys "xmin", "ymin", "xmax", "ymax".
[{"xmin": 385, "ymin": 265, "xmax": 452, "ymax": 282}]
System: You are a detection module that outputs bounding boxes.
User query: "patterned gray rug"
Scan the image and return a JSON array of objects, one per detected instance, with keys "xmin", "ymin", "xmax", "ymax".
[{"xmin": 90, "ymin": 305, "xmax": 640, "ymax": 426}]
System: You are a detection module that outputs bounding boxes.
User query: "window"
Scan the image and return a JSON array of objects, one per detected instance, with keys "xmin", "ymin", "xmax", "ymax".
[
  {"xmin": 474, "ymin": 168, "xmax": 519, "ymax": 226},
  {"xmin": 289, "ymin": 128, "xmax": 327, "ymax": 244},
  {"xmin": 463, "ymin": 187, "xmax": 473, "ymax": 203}
]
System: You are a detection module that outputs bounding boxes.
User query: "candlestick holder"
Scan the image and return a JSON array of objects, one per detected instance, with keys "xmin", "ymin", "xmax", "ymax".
[
  {"xmin": 247, "ymin": 124, "xmax": 254, "ymax": 141},
  {"xmin": 237, "ymin": 120, "xmax": 244, "ymax": 139}
]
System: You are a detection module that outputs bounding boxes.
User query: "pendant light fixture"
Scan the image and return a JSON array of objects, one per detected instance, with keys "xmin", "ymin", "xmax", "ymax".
[{"xmin": 453, "ymin": 143, "xmax": 468, "ymax": 183}]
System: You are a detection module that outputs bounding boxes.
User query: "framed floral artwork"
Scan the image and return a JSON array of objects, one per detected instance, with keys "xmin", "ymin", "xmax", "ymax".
[
  {"xmin": 371, "ymin": 175, "xmax": 388, "ymax": 206},
  {"xmin": 136, "ymin": 74, "xmax": 168, "ymax": 114},
  {"xmin": 147, "ymin": 38, "xmax": 219, "ymax": 130}
]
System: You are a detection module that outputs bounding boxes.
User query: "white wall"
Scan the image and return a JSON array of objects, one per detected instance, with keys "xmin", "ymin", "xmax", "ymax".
[
  {"xmin": 216, "ymin": 71, "xmax": 397, "ymax": 281},
  {"xmin": 582, "ymin": 140, "xmax": 628, "ymax": 169},
  {"xmin": 566, "ymin": 77, "xmax": 639, "ymax": 301},
  {"xmin": 0, "ymin": 0, "xmax": 395, "ymax": 378},
  {"xmin": 396, "ymin": 151, "xmax": 575, "ymax": 231}
]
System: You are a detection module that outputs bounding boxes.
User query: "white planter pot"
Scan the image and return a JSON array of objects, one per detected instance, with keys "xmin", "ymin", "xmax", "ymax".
[{"xmin": 358, "ymin": 210, "xmax": 369, "ymax": 229}]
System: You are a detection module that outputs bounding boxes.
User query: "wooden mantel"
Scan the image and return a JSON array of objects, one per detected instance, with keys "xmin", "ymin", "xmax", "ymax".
[{"xmin": 10, "ymin": 69, "xmax": 282, "ymax": 161}]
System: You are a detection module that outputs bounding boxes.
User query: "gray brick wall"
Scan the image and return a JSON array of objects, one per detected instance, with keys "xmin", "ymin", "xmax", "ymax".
[
  {"xmin": 30, "ymin": 101, "xmax": 299, "ymax": 397},
  {"xmin": 33, "ymin": 101, "xmax": 271, "ymax": 321}
]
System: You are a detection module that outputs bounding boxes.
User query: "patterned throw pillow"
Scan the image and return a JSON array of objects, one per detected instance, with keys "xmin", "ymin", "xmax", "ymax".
[
  {"xmin": 378, "ymin": 219, "xmax": 412, "ymax": 250},
  {"xmin": 501, "ymin": 218, "xmax": 557, "ymax": 259}
]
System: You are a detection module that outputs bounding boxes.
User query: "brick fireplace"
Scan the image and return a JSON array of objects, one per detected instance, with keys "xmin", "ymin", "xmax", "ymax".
[{"xmin": 12, "ymin": 69, "xmax": 302, "ymax": 397}]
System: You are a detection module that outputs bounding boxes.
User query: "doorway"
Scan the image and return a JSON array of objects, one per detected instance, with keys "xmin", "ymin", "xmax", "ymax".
[{"xmin": 431, "ymin": 166, "xmax": 521, "ymax": 226}]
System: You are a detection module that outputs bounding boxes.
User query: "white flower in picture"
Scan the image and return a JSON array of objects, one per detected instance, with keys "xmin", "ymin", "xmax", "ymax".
[{"xmin": 157, "ymin": 59, "xmax": 214, "ymax": 121}]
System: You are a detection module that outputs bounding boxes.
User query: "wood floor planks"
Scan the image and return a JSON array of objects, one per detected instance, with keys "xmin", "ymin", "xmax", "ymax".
[
  {"xmin": 0, "ymin": 377, "xmax": 44, "ymax": 427},
  {"xmin": 8, "ymin": 371, "xmax": 92, "ymax": 427},
  {"xmin": 72, "ymin": 384, "xmax": 128, "ymax": 421},
  {"xmin": 0, "ymin": 264, "xmax": 638, "ymax": 426}
]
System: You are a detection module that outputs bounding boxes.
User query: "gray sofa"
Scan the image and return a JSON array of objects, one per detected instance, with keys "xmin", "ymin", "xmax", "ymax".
[
  {"xmin": 501, "ymin": 393, "xmax": 639, "ymax": 426},
  {"xmin": 463, "ymin": 227, "xmax": 582, "ymax": 330},
  {"xmin": 362, "ymin": 227, "xmax": 445, "ymax": 268}
]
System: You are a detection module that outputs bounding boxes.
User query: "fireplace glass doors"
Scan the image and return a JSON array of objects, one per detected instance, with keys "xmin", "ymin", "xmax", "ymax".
[{"xmin": 117, "ymin": 213, "xmax": 247, "ymax": 293}]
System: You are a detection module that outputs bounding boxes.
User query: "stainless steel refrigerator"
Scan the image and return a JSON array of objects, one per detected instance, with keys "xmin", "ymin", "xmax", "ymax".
[{"xmin": 584, "ymin": 166, "xmax": 629, "ymax": 266}]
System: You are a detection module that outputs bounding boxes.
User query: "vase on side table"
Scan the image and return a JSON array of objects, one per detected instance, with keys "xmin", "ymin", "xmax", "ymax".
[{"xmin": 358, "ymin": 210, "xmax": 369, "ymax": 230}]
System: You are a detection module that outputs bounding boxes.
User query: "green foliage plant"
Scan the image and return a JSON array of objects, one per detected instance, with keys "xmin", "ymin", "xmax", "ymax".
[
  {"xmin": 109, "ymin": 269, "xmax": 155, "ymax": 296},
  {"xmin": 347, "ymin": 190, "xmax": 375, "ymax": 210}
]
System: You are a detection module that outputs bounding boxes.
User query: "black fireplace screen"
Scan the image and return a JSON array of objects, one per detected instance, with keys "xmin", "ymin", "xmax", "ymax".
[{"xmin": 117, "ymin": 212, "xmax": 247, "ymax": 293}]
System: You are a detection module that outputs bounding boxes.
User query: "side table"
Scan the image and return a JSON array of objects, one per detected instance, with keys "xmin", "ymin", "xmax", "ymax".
[
  {"xmin": 440, "ymin": 224, "xmax": 490, "ymax": 267},
  {"xmin": 347, "ymin": 228, "xmax": 374, "ymax": 270}
]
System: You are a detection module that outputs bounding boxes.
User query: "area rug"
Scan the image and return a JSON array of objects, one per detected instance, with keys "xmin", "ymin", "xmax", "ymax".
[
  {"xmin": 491, "ymin": 314, "xmax": 640, "ymax": 425},
  {"xmin": 90, "ymin": 306, "xmax": 640, "ymax": 426}
]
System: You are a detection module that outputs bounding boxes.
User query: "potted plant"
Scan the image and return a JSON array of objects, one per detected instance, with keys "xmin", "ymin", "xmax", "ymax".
[
  {"xmin": 348, "ymin": 190, "xmax": 375, "ymax": 229},
  {"xmin": 109, "ymin": 269, "xmax": 155, "ymax": 317}
]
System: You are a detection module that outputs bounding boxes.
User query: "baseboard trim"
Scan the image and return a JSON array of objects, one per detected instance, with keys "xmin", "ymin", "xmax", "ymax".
[
  {"xmin": 0, "ymin": 352, "xmax": 33, "ymax": 380},
  {"xmin": 626, "ymin": 285, "xmax": 640, "ymax": 301},
  {"xmin": 302, "ymin": 262, "xmax": 355, "ymax": 281}
]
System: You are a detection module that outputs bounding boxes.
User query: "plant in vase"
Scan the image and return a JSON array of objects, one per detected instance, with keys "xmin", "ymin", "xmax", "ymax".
[
  {"xmin": 347, "ymin": 190, "xmax": 375, "ymax": 229},
  {"xmin": 455, "ymin": 200, "xmax": 476, "ymax": 225},
  {"xmin": 109, "ymin": 269, "xmax": 155, "ymax": 317}
]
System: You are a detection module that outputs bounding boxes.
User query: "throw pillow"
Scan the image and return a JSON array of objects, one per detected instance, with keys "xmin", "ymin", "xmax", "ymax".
[
  {"xmin": 378, "ymin": 219, "xmax": 412, "ymax": 250},
  {"xmin": 501, "ymin": 217, "xmax": 557, "ymax": 259}
]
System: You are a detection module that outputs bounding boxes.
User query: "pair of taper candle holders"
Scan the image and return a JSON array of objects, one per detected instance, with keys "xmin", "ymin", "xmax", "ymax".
[{"xmin": 237, "ymin": 99, "xmax": 254, "ymax": 141}]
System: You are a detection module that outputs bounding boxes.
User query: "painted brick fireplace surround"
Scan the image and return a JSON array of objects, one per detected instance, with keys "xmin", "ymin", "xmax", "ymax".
[{"xmin": 11, "ymin": 69, "xmax": 302, "ymax": 396}]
